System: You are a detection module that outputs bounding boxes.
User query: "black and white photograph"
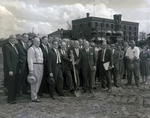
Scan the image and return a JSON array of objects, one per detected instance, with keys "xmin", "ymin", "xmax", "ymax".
[{"xmin": 0, "ymin": 0, "xmax": 150, "ymax": 117}]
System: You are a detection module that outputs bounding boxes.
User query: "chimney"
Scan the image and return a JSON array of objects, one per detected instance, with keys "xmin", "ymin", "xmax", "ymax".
[{"xmin": 86, "ymin": 13, "xmax": 90, "ymax": 18}]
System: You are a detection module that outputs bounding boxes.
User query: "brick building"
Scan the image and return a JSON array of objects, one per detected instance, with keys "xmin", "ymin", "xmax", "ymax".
[{"xmin": 49, "ymin": 13, "xmax": 139, "ymax": 43}]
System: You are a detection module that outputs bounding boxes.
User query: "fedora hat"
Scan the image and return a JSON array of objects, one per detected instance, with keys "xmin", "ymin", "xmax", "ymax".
[
  {"xmin": 47, "ymin": 77, "xmax": 55, "ymax": 86},
  {"xmin": 27, "ymin": 75, "xmax": 36, "ymax": 84}
]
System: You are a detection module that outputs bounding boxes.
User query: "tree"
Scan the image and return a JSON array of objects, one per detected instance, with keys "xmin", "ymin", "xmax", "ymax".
[
  {"xmin": 138, "ymin": 31, "xmax": 147, "ymax": 41},
  {"xmin": 66, "ymin": 21, "xmax": 72, "ymax": 30}
]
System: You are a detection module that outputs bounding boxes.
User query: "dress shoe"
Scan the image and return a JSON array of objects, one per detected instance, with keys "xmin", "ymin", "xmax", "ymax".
[
  {"xmin": 136, "ymin": 83, "xmax": 139, "ymax": 87},
  {"xmin": 89, "ymin": 89, "xmax": 93, "ymax": 93},
  {"xmin": 84, "ymin": 90, "xmax": 87, "ymax": 93},
  {"xmin": 51, "ymin": 96, "xmax": 55, "ymax": 100},
  {"xmin": 14, "ymin": 97, "xmax": 20, "ymax": 101},
  {"xmin": 22, "ymin": 92, "xmax": 30, "ymax": 95},
  {"xmin": 8, "ymin": 100, "xmax": 16, "ymax": 104},
  {"xmin": 126, "ymin": 83, "xmax": 131, "ymax": 86},
  {"xmin": 107, "ymin": 88, "xmax": 112, "ymax": 92},
  {"xmin": 93, "ymin": 87, "xmax": 97, "ymax": 90},
  {"xmin": 38, "ymin": 93, "xmax": 43, "ymax": 97},
  {"xmin": 114, "ymin": 84, "xmax": 119, "ymax": 88},
  {"xmin": 32, "ymin": 99, "xmax": 41, "ymax": 102}
]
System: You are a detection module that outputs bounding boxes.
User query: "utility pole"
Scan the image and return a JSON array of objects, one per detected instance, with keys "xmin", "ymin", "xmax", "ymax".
[{"xmin": 32, "ymin": 27, "xmax": 34, "ymax": 34}]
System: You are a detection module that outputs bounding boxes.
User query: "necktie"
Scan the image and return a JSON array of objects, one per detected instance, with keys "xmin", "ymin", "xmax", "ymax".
[
  {"xmin": 45, "ymin": 45, "xmax": 48, "ymax": 53},
  {"xmin": 101, "ymin": 50, "xmax": 104, "ymax": 61},
  {"xmin": 56, "ymin": 50, "xmax": 61, "ymax": 63}
]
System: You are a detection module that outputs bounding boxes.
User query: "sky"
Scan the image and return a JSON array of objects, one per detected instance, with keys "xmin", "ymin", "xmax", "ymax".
[{"xmin": 0, "ymin": 0, "xmax": 150, "ymax": 39}]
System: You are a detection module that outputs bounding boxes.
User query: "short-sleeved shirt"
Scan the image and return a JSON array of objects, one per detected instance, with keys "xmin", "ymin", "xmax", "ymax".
[{"xmin": 125, "ymin": 46, "xmax": 140, "ymax": 59}]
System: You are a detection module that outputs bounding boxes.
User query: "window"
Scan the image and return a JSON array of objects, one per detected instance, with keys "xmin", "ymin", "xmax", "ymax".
[
  {"xmin": 95, "ymin": 22, "xmax": 98, "ymax": 27},
  {"xmin": 120, "ymin": 25, "xmax": 121, "ymax": 28},
  {"xmin": 134, "ymin": 27, "xmax": 136, "ymax": 30},
  {"xmin": 80, "ymin": 24, "xmax": 82, "ymax": 28},
  {"xmin": 88, "ymin": 22, "xmax": 91, "ymax": 27},
  {"xmin": 106, "ymin": 23, "xmax": 108, "ymax": 28},
  {"xmin": 124, "ymin": 31, "xmax": 126, "ymax": 35},
  {"xmin": 124, "ymin": 25, "xmax": 126, "ymax": 30},
  {"xmin": 134, "ymin": 32, "xmax": 136, "ymax": 36},
  {"xmin": 129, "ymin": 32, "xmax": 131, "ymax": 36},
  {"xmin": 129, "ymin": 26, "xmax": 131, "ymax": 30},
  {"xmin": 111, "ymin": 24, "xmax": 113, "ymax": 29},
  {"xmin": 73, "ymin": 25, "xmax": 75, "ymax": 29}
]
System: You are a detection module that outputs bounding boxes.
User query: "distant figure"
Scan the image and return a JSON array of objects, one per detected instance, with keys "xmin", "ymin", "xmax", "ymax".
[
  {"xmin": 97, "ymin": 41, "xmax": 112, "ymax": 92},
  {"xmin": 27, "ymin": 37, "xmax": 43, "ymax": 102},
  {"xmin": 139, "ymin": 45, "xmax": 150, "ymax": 84},
  {"xmin": 16, "ymin": 33, "xmax": 29, "ymax": 96},
  {"xmin": 80, "ymin": 41, "xmax": 96, "ymax": 93},
  {"xmin": 125, "ymin": 40, "xmax": 140, "ymax": 87},
  {"xmin": 5, "ymin": 34, "xmax": 20, "ymax": 104}
]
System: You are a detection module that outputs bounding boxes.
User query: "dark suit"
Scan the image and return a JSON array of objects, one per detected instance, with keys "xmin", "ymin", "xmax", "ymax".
[
  {"xmin": 111, "ymin": 49, "xmax": 118, "ymax": 85},
  {"xmin": 5, "ymin": 43, "xmax": 19, "ymax": 102},
  {"xmin": 59, "ymin": 49, "xmax": 73, "ymax": 91},
  {"xmin": 38, "ymin": 44, "xmax": 49, "ymax": 95},
  {"xmin": 80, "ymin": 48, "xmax": 96, "ymax": 91},
  {"xmin": 47, "ymin": 48, "xmax": 64, "ymax": 97},
  {"xmin": 68, "ymin": 47, "xmax": 81, "ymax": 88},
  {"xmin": 2, "ymin": 42, "xmax": 9, "ymax": 88},
  {"xmin": 97, "ymin": 49, "xmax": 112, "ymax": 89},
  {"xmin": 16, "ymin": 41, "xmax": 29, "ymax": 94}
]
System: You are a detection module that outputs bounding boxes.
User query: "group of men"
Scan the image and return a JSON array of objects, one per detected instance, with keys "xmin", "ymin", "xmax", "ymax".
[{"xmin": 2, "ymin": 33, "xmax": 140, "ymax": 104}]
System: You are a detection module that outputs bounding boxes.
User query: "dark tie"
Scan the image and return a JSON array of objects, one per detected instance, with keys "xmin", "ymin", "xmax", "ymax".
[{"xmin": 101, "ymin": 50, "xmax": 104, "ymax": 61}]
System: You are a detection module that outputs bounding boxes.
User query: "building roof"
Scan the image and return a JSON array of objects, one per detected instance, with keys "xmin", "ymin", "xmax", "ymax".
[{"xmin": 72, "ymin": 16, "xmax": 139, "ymax": 25}]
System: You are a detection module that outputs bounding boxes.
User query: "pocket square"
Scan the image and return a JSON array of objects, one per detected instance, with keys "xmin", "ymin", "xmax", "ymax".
[{"xmin": 90, "ymin": 53, "xmax": 93, "ymax": 55}]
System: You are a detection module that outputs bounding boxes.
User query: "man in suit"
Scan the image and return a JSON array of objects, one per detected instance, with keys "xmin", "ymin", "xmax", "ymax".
[
  {"xmin": 68, "ymin": 40, "xmax": 81, "ymax": 88},
  {"xmin": 97, "ymin": 41, "xmax": 113, "ymax": 92},
  {"xmin": 80, "ymin": 41, "xmax": 96, "ymax": 93},
  {"xmin": 38, "ymin": 36, "xmax": 49, "ymax": 96},
  {"xmin": 110, "ymin": 44, "xmax": 119, "ymax": 87},
  {"xmin": 47, "ymin": 40, "xmax": 65, "ymax": 100},
  {"xmin": 5, "ymin": 34, "xmax": 20, "ymax": 104},
  {"xmin": 2, "ymin": 41, "xmax": 9, "ymax": 94},
  {"xmin": 47, "ymin": 35, "xmax": 53, "ymax": 50},
  {"xmin": 59, "ymin": 41, "xmax": 74, "ymax": 93},
  {"xmin": 16, "ymin": 33, "xmax": 29, "ymax": 96}
]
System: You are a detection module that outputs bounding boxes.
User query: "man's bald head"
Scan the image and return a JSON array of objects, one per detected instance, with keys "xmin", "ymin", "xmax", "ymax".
[
  {"xmin": 74, "ymin": 40, "xmax": 79, "ymax": 48},
  {"xmin": 9, "ymin": 34, "xmax": 17, "ymax": 44},
  {"xmin": 33, "ymin": 37, "xmax": 40, "ymax": 47}
]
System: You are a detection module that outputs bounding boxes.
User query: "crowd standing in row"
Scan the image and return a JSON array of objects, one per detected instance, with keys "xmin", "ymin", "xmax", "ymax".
[{"xmin": 2, "ymin": 33, "xmax": 150, "ymax": 104}]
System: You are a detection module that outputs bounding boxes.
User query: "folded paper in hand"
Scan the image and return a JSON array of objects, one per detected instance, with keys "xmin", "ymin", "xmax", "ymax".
[{"xmin": 103, "ymin": 62, "xmax": 110, "ymax": 70}]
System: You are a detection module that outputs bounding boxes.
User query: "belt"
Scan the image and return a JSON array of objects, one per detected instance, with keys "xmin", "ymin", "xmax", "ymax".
[{"xmin": 33, "ymin": 62, "xmax": 43, "ymax": 64}]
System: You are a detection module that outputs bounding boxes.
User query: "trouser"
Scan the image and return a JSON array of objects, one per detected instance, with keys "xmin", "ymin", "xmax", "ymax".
[
  {"xmin": 82, "ymin": 68, "xmax": 95, "ymax": 91},
  {"xmin": 111, "ymin": 68, "xmax": 118, "ymax": 85},
  {"xmin": 127, "ymin": 68, "xmax": 139, "ymax": 84},
  {"xmin": 54, "ymin": 64, "xmax": 64, "ymax": 96},
  {"xmin": 17, "ymin": 63, "xmax": 28, "ymax": 94},
  {"xmin": 30, "ymin": 64, "xmax": 43, "ymax": 100},
  {"xmin": 38, "ymin": 70, "xmax": 49, "ymax": 94},
  {"xmin": 63, "ymin": 69, "xmax": 74, "ymax": 90},
  {"xmin": 99, "ymin": 63, "xmax": 111, "ymax": 89},
  {"xmin": 7, "ymin": 73, "xmax": 19, "ymax": 102}
]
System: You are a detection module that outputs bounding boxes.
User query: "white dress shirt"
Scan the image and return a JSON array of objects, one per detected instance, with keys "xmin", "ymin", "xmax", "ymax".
[{"xmin": 27, "ymin": 45, "xmax": 43, "ymax": 71}]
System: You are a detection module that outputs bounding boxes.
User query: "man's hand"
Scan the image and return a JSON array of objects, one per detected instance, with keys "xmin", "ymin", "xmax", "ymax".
[
  {"xmin": 50, "ymin": 73, "xmax": 53, "ymax": 77},
  {"xmin": 29, "ymin": 70, "xmax": 33, "ymax": 76},
  {"xmin": 93, "ymin": 66, "xmax": 96, "ymax": 71},
  {"xmin": 9, "ymin": 71, "xmax": 13, "ymax": 76},
  {"xmin": 19, "ymin": 69, "xmax": 21, "ymax": 74}
]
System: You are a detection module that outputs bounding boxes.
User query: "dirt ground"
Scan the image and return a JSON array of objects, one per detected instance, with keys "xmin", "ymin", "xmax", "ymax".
[{"xmin": 0, "ymin": 47, "xmax": 150, "ymax": 118}]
